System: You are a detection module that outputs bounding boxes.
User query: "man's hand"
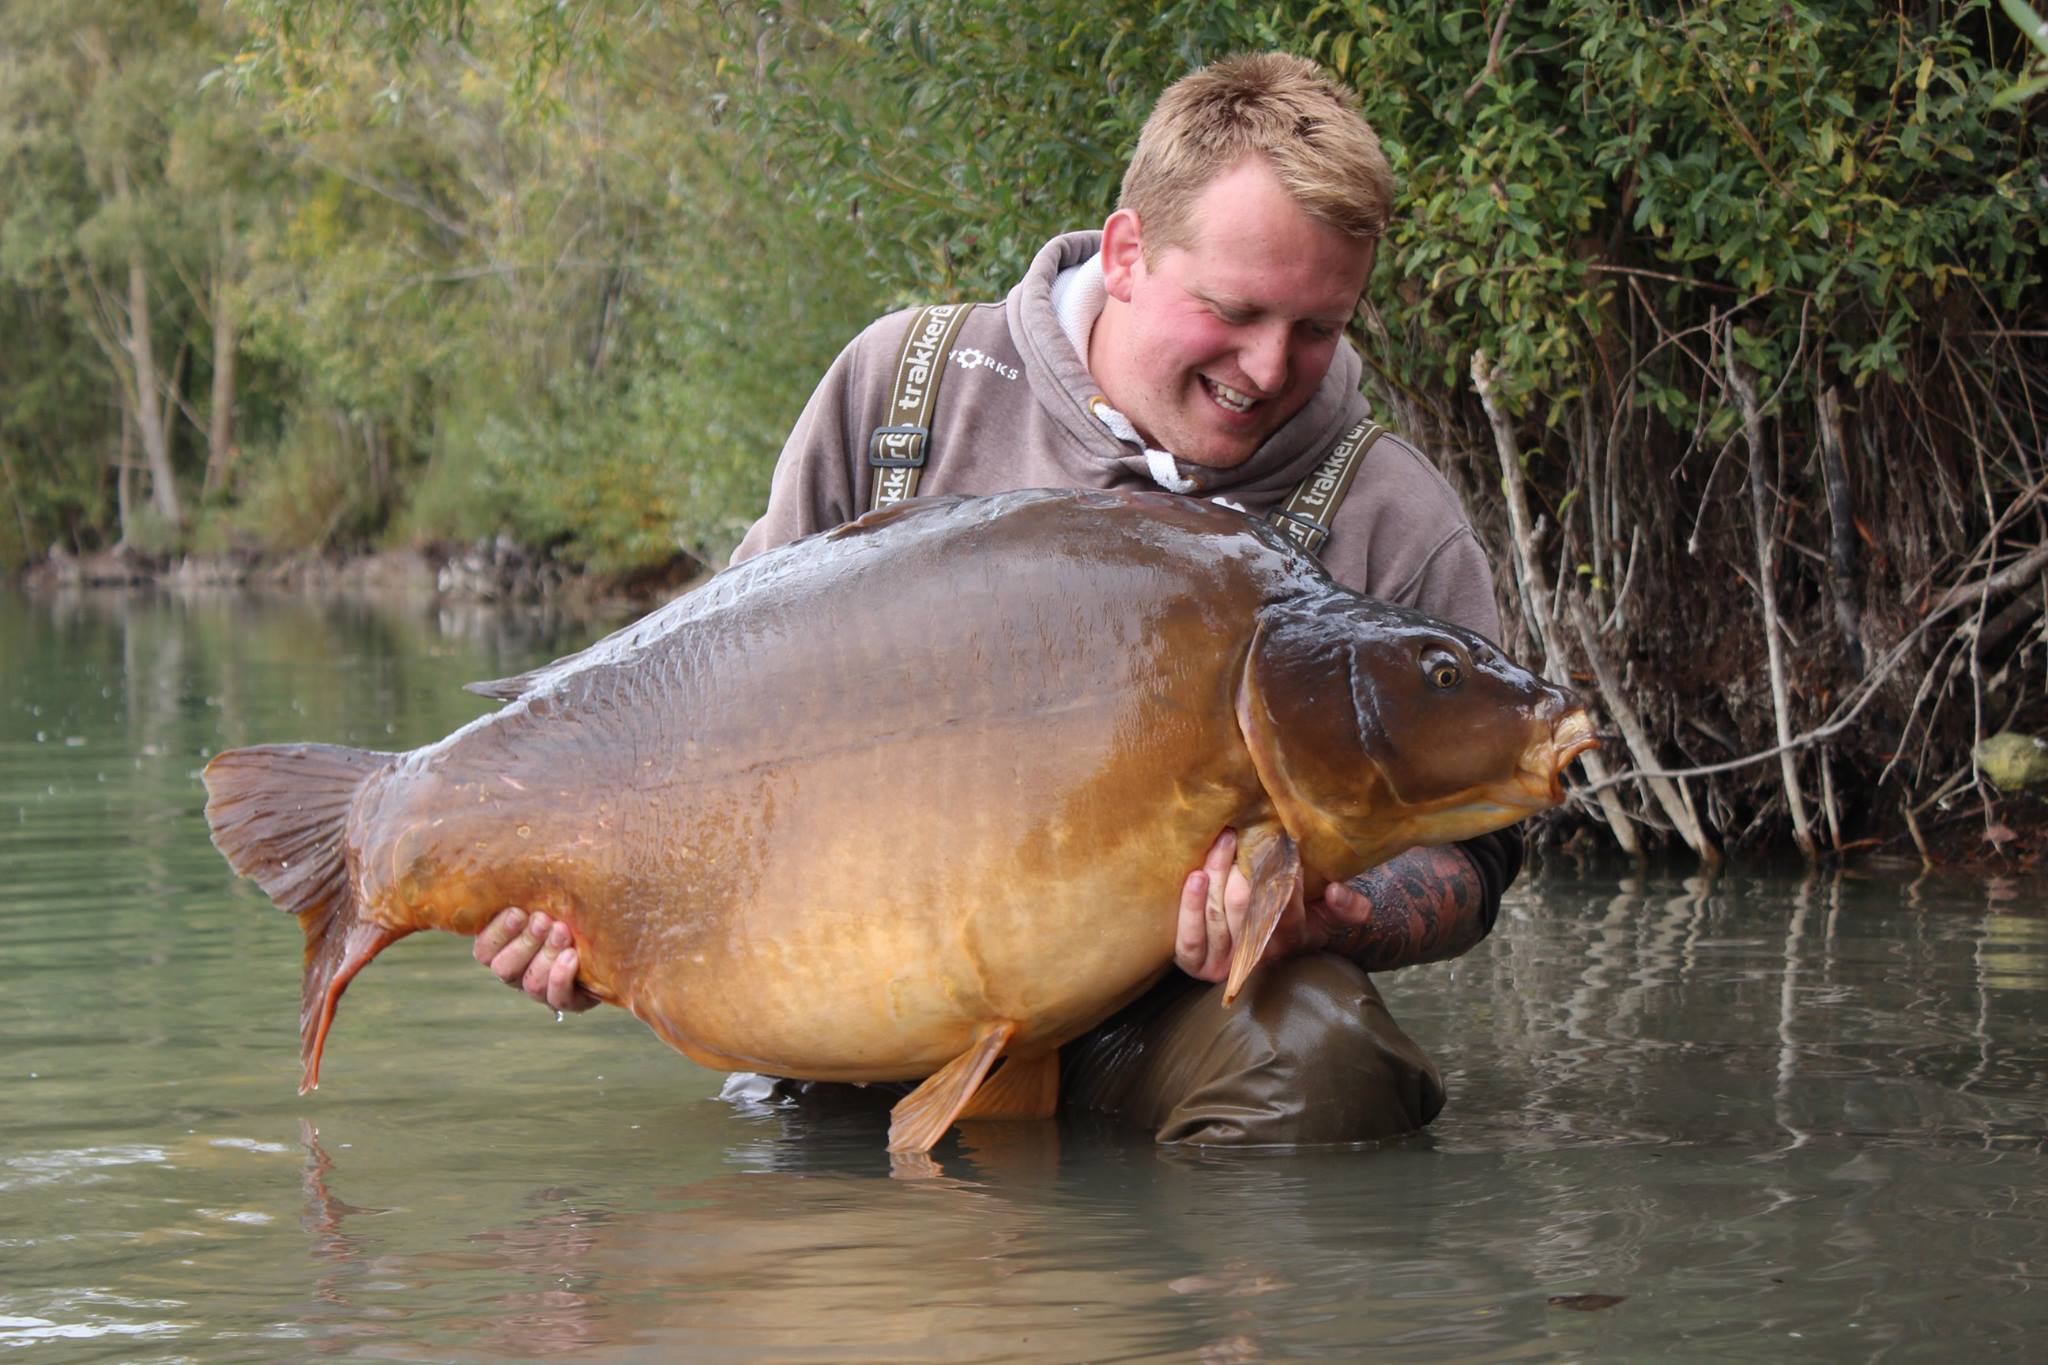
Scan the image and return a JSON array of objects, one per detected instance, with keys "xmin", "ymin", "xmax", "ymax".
[
  {"xmin": 1173, "ymin": 834, "xmax": 1487, "ymax": 981},
  {"xmin": 472, "ymin": 907, "xmax": 601, "ymax": 1013},
  {"xmin": 1175, "ymin": 830, "xmax": 1246, "ymax": 982},
  {"xmin": 1174, "ymin": 829, "xmax": 1367, "ymax": 982}
]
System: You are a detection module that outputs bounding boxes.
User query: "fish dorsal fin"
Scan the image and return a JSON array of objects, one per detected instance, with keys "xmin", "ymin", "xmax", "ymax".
[
  {"xmin": 464, "ymin": 672, "xmax": 542, "ymax": 702},
  {"xmin": 462, "ymin": 572, "xmax": 741, "ymax": 704},
  {"xmin": 463, "ymin": 669, "xmax": 553, "ymax": 702}
]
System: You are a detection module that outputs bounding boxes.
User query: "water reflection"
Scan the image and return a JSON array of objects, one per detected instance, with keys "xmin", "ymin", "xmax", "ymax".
[
  {"xmin": 287, "ymin": 1117, "xmax": 1512, "ymax": 1363},
  {"xmin": 6, "ymin": 586, "xmax": 2048, "ymax": 1359}
]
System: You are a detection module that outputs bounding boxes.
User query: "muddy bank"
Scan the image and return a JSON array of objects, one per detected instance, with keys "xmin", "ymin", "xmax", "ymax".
[{"xmin": 17, "ymin": 538, "xmax": 707, "ymax": 616}]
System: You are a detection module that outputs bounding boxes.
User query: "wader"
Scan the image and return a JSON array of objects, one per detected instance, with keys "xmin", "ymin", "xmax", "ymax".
[
  {"xmin": 722, "ymin": 958, "xmax": 1443, "ymax": 1146},
  {"xmin": 725, "ymin": 309, "xmax": 1438, "ymax": 1146}
]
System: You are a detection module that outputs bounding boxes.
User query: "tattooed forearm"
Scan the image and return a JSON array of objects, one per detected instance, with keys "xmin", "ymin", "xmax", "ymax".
[{"xmin": 1326, "ymin": 845, "xmax": 1487, "ymax": 971}]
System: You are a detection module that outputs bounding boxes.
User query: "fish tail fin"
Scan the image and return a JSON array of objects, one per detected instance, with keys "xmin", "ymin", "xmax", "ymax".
[{"xmin": 202, "ymin": 743, "xmax": 408, "ymax": 1093}]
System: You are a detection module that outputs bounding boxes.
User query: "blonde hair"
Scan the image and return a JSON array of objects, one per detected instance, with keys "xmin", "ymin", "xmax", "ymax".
[{"xmin": 1119, "ymin": 52, "xmax": 1395, "ymax": 255}]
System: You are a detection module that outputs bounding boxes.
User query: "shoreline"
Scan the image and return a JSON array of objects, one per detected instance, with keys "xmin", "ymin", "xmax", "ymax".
[{"xmin": 14, "ymin": 541, "xmax": 708, "ymax": 616}]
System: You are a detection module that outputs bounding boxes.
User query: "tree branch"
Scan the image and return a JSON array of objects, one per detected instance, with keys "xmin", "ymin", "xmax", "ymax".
[{"xmin": 1462, "ymin": 0, "xmax": 1519, "ymax": 100}]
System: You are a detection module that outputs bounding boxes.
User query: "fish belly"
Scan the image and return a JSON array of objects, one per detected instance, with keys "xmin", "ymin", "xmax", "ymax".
[
  {"xmin": 602, "ymin": 712, "xmax": 1253, "ymax": 1082},
  {"xmin": 622, "ymin": 856, "xmax": 1189, "ymax": 1081}
]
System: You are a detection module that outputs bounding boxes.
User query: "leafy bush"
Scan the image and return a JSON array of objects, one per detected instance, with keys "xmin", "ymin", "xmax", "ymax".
[{"xmin": 720, "ymin": 0, "xmax": 2045, "ymax": 854}]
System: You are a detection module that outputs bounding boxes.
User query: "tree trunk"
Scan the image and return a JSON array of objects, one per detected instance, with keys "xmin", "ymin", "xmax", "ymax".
[
  {"xmin": 113, "ymin": 403, "xmax": 136, "ymax": 550},
  {"xmin": 118, "ymin": 160, "xmax": 181, "ymax": 529},
  {"xmin": 364, "ymin": 418, "xmax": 389, "ymax": 509},
  {"xmin": 1815, "ymin": 386, "xmax": 1863, "ymax": 676},
  {"xmin": 0, "ymin": 441, "xmax": 31, "ymax": 558},
  {"xmin": 1471, "ymin": 350, "xmax": 1653, "ymax": 860},
  {"xmin": 203, "ymin": 222, "xmax": 238, "ymax": 498}
]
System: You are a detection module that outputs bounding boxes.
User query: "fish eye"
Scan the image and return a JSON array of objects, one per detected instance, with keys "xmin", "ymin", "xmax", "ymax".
[{"xmin": 1422, "ymin": 647, "xmax": 1462, "ymax": 691}]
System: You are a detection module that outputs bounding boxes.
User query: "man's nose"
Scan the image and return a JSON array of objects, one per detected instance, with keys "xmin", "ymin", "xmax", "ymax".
[{"xmin": 1239, "ymin": 325, "xmax": 1289, "ymax": 394}]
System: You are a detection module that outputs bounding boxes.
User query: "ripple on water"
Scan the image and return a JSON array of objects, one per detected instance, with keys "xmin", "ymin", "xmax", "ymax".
[
  {"xmin": 0, "ymin": 1144, "xmax": 169, "ymax": 1193},
  {"xmin": 0, "ymin": 1307, "xmax": 188, "ymax": 1347}
]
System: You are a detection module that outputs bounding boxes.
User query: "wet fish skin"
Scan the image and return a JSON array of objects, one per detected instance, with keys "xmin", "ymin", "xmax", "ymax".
[{"xmin": 203, "ymin": 488, "xmax": 1594, "ymax": 1153}]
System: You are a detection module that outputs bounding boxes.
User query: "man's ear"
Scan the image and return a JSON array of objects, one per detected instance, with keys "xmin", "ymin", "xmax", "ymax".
[{"xmin": 1100, "ymin": 208, "xmax": 1145, "ymax": 303}]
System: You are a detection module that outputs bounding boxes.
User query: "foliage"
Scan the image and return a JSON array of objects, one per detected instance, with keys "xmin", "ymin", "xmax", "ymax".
[
  {"xmin": 1997, "ymin": 0, "xmax": 2048, "ymax": 103},
  {"xmin": 0, "ymin": 0, "xmax": 878, "ymax": 573},
  {"xmin": 3, "ymin": 0, "xmax": 2043, "ymax": 855}
]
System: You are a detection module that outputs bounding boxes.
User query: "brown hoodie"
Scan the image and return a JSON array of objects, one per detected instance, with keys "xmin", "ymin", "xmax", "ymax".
[{"xmin": 733, "ymin": 232, "xmax": 1502, "ymax": 643}]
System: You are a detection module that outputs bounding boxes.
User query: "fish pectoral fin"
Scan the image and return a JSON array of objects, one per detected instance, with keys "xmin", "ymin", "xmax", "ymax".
[
  {"xmin": 957, "ymin": 1051, "xmax": 1059, "ymax": 1122},
  {"xmin": 1223, "ymin": 824, "xmax": 1304, "ymax": 1006},
  {"xmin": 887, "ymin": 1020, "xmax": 1018, "ymax": 1154}
]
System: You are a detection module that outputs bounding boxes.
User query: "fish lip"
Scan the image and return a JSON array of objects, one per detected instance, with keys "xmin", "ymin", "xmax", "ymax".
[
  {"xmin": 1549, "ymin": 710, "xmax": 1600, "ymax": 788},
  {"xmin": 1507, "ymin": 709, "xmax": 1601, "ymax": 806}
]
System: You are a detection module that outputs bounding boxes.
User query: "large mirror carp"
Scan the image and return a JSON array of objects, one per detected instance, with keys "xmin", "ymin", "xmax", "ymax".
[{"xmin": 204, "ymin": 489, "xmax": 1596, "ymax": 1153}]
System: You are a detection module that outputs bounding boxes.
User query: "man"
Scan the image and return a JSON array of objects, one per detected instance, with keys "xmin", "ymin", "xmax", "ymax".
[{"xmin": 473, "ymin": 52, "xmax": 1521, "ymax": 1144}]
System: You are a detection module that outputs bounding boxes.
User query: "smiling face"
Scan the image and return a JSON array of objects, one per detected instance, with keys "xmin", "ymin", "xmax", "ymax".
[{"xmin": 1091, "ymin": 156, "xmax": 1376, "ymax": 471}]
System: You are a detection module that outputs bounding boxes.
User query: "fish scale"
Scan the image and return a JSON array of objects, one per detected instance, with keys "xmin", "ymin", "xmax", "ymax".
[{"xmin": 202, "ymin": 488, "xmax": 1595, "ymax": 1154}]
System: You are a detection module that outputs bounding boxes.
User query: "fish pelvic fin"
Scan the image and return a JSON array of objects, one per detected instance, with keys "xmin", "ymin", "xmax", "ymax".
[
  {"xmin": 957, "ymin": 1051, "xmax": 1059, "ymax": 1122},
  {"xmin": 887, "ymin": 1020, "xmax": 1018, "ymax": 1154},
  {"xmin": 201, "ymin": 742, "xmax": 406, "ymax": 1093},
  {"xmin": 1222, "ymin": 824, "xmax": 1303, "ymax": 1006}
]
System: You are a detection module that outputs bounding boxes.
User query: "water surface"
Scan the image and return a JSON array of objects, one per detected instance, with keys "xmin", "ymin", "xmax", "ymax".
[{"xmin": 3, "ymin": 587, "xmax": 2044, "ymax": 1360}]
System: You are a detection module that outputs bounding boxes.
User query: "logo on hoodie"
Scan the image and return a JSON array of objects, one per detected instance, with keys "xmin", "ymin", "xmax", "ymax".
[{"xmin": 950, "ymin": 347, "xmax": 1018, "ymax": 381}]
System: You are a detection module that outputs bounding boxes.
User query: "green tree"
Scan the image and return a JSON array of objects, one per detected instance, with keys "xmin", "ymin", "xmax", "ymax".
[{"xmin": 0, "ymin": 2, "xmax": 227, "ymax": 542}]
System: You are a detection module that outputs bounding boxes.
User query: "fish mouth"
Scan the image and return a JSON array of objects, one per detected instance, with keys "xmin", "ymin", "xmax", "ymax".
[
  {"xmin": 1551, "ymin": 709, "xmax": 1600, "ymax": 777},
  {"xmin": 1504, "ymin": 708, "xmax": 1601, "ymax": 809},
  {"xmin": 1404, "ymin": 711, "xmax": 1603, "ymax": 849}
]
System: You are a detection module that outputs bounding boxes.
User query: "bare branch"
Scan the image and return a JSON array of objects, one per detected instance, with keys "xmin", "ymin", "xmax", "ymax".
[
  {"xmin": 1473, "ymin": 348, "xmax": 1654, "ymax": 859},
  {"xmin": 1462, "ymin": 0, "xmax": 1520, "ymax": 101},
  {"xmin": 1583, "ymin": 540, "xmax": 2048, "ymax": 794},
  {"xmin": 1933, "ymin": 541, "xmax": 2048, "ymax": 612}
]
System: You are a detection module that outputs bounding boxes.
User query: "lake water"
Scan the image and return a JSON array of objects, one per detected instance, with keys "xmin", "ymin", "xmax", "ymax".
[{"xmin": 4, "ymin": 586, "xmax": 2046, "ymax": 1361}]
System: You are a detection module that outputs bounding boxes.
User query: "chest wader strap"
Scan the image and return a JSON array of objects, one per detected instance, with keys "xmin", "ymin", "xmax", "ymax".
[
  {"xmin": 868, "ymin": 303, "xmax": 975, "ymax": 511},
  {"xmin": 1270, "ymin": 420, "xmax": 1383, "ymax": 558}
]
